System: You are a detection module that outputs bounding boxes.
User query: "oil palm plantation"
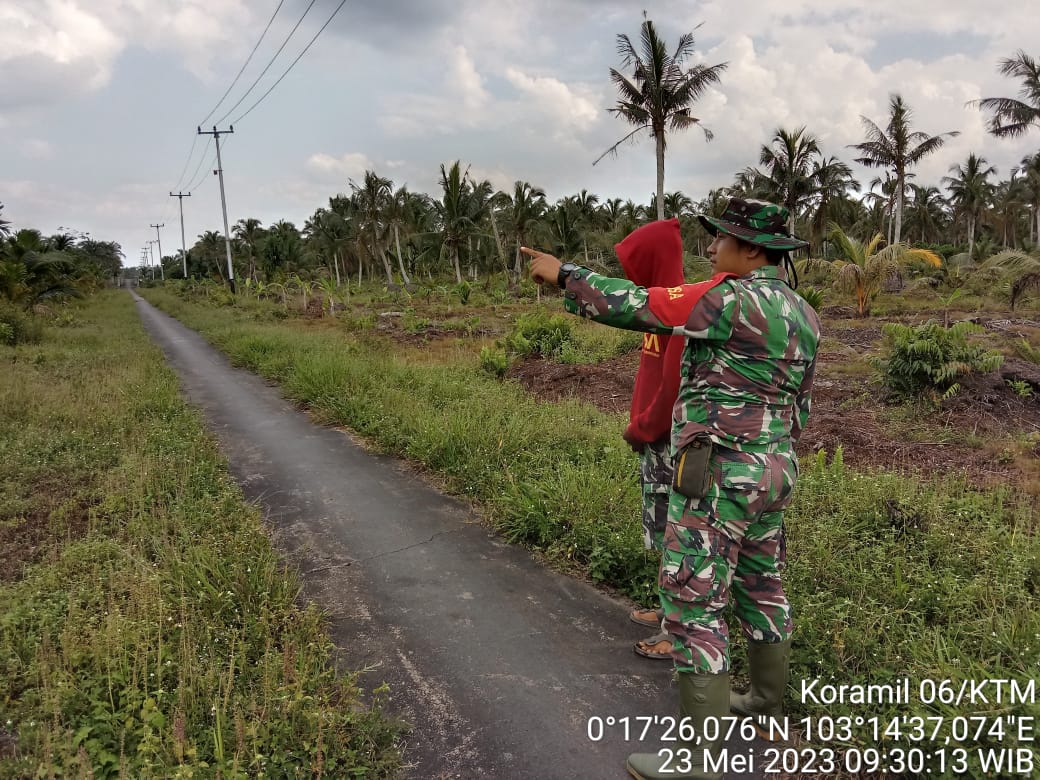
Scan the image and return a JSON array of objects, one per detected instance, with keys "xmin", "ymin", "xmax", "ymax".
[
  {"xmin": 851, "ymin": 94, "xmax": 958, "ymax": 245},
  {"xmin": 942, "ymin": 153, "xmax": 996, "ymax": 260},
  {"xmin": 1, "ymin": 229, "xmax": 82, "ymax": 307},
  {"xmin": 597, "ymin": 15, "xmax": 727, "ymax": 220},
  {"xmin": 825, "ymin": 223, "xmax": 943, "ymax": 316}
]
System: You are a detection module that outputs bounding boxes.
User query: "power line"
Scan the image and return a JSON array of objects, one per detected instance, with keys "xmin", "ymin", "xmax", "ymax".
[
  {"xmin": 184, "ymin": 136, "xmax": 215, "ymax": 192},
  {"xmin": 198, "ymin": 0, "xmax": 287, "ymax": 127},
  {"xmin": 232, "ymin": 0, "xmax": 349, "ymax": 125},
  {"xmin": 214, "ymin": 0, "xmax": 319, "ymax": 126}
]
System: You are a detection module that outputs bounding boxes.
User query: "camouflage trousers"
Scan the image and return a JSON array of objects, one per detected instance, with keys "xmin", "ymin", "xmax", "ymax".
[
  {"xmin": 640, "ymin": 438, "xmax": 672, "ymax": 551},
  {"xmin": 659, "ymin": 447, "xmax": 797, "ymax": 673}
]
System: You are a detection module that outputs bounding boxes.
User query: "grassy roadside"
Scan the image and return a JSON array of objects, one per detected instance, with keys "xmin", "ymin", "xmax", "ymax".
[
  {"xmin": 142, "ymin": 286, "xmax": 1039, "ymax": 773},
  {"xmin": 0, "ymin": 291, "xmax": 401, "ymax": 779}
]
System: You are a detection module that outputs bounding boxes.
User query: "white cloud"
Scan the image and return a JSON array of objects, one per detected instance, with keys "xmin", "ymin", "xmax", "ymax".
[
  {"xmin": 503, "ymin": 69, "xmax": 601, "ymax": 134},
  {"xmin": 306, "ymin": 152, "xmax": 376, "ymax": 182},
  {"xmin": 21, "ymin": 139, "xmax": 54, "ymax": 160}
]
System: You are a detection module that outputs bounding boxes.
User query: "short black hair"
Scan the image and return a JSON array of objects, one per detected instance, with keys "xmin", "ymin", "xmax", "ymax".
[{"xmin": 735, "ymin": 238, "xmax": 789, "ymax": 266}]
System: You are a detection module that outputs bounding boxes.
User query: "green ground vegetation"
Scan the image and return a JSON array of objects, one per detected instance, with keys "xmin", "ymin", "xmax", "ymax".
[
  {"xmin": 141, "ymin": 284, "xmax": 1039, "ymax": 773},
  {"xmin": 0, "ymin": 291, "xmax": 401, "ymax": 779}
]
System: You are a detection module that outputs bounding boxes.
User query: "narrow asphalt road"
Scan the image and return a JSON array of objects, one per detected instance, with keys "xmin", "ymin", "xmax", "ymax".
[{"xmin": 133, "ymin": 292, "xmax": 768, "ymax": 779}]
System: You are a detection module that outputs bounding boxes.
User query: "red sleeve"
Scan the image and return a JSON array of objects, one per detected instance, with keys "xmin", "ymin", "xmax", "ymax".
[{"xmin": 645, "ymin": 273, "xmax": 736, "ymax": 328}]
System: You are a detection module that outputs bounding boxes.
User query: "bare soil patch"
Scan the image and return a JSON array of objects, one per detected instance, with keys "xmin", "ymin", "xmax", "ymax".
[{"xmin": 507, "ymin": 329, "xmax": 1040, "ymax": 492}]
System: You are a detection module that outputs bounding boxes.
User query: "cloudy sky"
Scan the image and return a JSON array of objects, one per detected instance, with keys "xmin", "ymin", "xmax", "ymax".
[{"xmin": 2, "ymin": 0, "xmax": 1039, "ymax": 266}]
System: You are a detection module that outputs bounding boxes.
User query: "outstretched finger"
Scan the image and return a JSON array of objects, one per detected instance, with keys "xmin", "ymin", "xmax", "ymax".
[{"xmin": 519, "ymin": 246, "xmax": 540, "ymax": 259}]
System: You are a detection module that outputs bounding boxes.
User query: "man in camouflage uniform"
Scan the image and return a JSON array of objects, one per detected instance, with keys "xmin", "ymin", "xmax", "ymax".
[{"xmin": 523, "ymin": 198, "xmax": 820, "ymax": 780}]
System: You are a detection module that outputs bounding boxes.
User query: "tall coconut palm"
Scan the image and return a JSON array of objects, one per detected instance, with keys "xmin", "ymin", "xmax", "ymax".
[
  {"xmin": 596, "ymin": 15, "xmax": 727, "ymax": 220},
  {"xmin": 434, "ymin": 161, "xmax": 488, "ymax": 283},
  {"xmin": 942, "ymin": 153, "xmax": 996, "ymax": 260},
  {"xmin": 758, "ymin": 127, "xmax": 823, "ymax": 233},
  {"xmin": 351, "ymin": 170, "xmax": 395, "ymax": 285},
  {"xmin": 826, "ymin": 223, "xmax": 943, "ymax": 316},
  {"xmin": 507, "ymin": 181, "xmax": 547, "ymax": 277},
  {"xmin": 902, "ymin": 185, "xmax": 949, "ymax": 244},
  {"xmin": 806, "ymin": 156, "xmax": 860, "ymax": 249},
  {"xmin": 233, "ymin": 218, "xmax": 264, "ymax": 282},
  {"xmin": 850, "ymin": 94, "xmax": 958, "ymax": 245},
  {"xmin": 975, "ymin": 50, "xmax": 1040, "ymax": 140},
  {"xmin": 1013, "ymin": 152, "xmax": 1040, "ymax": 244}
]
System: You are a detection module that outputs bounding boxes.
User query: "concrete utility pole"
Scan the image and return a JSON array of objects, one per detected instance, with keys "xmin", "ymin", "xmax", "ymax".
[
  {"xmin": 150, "ymin": 223, "xmax": 165, "ymax": 280},
  {"xmin": 170, "ymin": 192, "xmax": 191, "ymax": 278},
  {"xmin": 148, "ymin": 240, "xmax": 159, "ymax": 279},
  {"xmin": 197, "ymin": 125, "xmax": 236, "ymax": 293}
]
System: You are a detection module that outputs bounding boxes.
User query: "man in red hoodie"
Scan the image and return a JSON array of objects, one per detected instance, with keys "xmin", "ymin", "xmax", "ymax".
[{"xmin": 615, "ymin": 219, "xmax": 687, "ymax": 660}]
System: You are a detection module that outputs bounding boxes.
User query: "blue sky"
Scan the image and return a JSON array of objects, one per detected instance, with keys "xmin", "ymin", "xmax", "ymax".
[{"xmin": 1, "ymin": 0, "xmax": 1038, "ymax": 266}]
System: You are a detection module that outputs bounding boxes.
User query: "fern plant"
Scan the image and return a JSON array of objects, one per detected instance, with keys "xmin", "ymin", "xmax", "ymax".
[{"xmin": 870, "ymin": 320, "xmax": 1004, "ymax": 401}]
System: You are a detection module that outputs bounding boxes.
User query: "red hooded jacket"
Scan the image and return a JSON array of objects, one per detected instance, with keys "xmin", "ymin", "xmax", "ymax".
[{"xmin": 616, "ymin": 219, "xmax": 685, "ymax": 447}]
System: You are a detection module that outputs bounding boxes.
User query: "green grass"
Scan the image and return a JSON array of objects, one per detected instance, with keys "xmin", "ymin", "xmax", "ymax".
[
  {"xmin": 142, "ymin": 287, "xmax": 1040, "ymax": 775},
  {"xmin": 0, "ymin": 292, "xmax": 401, "ymax": 779}
]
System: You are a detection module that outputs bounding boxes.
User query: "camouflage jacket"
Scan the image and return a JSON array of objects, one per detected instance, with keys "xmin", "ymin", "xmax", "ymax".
[{"xmin": 562, "ymin": 265, "xmax": 820, "ymax": 455}]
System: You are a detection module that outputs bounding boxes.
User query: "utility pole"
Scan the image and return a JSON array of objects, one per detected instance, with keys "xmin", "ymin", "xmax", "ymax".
[
  {"xmin": 170, "ymin": 192, "xmax": 191, "ymax": 278},
  {"xmin": 148, "ymin": 240, "xmax": 159, "ymax": 280},
  {"xmin": 150, "ymin": 223, "xmax": 165, "ymax": 280},
  {"xmin": 140, "ymin": 247, "xmax": 151, "ymax": 281},
  {"xmin": 197, "ymin": 125, "xmax": 236, "ymax": 293}
]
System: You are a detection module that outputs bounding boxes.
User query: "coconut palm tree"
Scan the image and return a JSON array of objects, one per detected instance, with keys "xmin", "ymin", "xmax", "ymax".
[
  {"xmin": 902, "ymin": 185, "xmax": 949, "ymax": 244},
  {"xmin": 351, "ymin": 170, "xmax": 396, "ymax": 285},
  {"xmin": 942, "ymin": 153, "xmax": 997, "ymax": 260},
  {"xmin": 0, "ymin": 202, "xmax": 10, "ymax": 238},
  {"xmin": 596, "ymin": 14, "xmax": 727, "ymax": 220},
  {"xmin": 976, "ymin": 50, "xmax": 1040, "ymax": 140},
  {"xmin": 1013, "ymin": 152, "xmax": 1040, "ymax": 245},
  {"xmin": 826, "ymin": 223, "xmax": 943, "ymax": 316},
  {"xmin": 806, "ymin": 157, "xmax": 860, "ymax": 250},
  {"xmin": 233, "ymin": 218, "xmax": 265, "ymax": 282},
  {"xmin": 980, "ymin": 248, "xmax": 1040, "ymax": 309},
  {"xmin": 434, "ymin": 161, "xmax": 488, "ymax": 283},
  {"xmin": 507, "ymin": 180, "xmax": 547, "ymax": 277},
  {"xmin": 850, "ymin": 94, "xmax": 958, "ymax": 245},
  {"xmin": 758, "ymin": 127, "xmax": 824, "ymax": 233}
]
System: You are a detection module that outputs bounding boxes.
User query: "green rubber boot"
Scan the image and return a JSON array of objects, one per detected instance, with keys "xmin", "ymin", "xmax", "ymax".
[
  {"xmin": 626, "ymin": 672, "xmax": 729, "ymax": 780},
  {"xmin": 730, "ymin": 639, "xmax": 791, "ymax": 729}
]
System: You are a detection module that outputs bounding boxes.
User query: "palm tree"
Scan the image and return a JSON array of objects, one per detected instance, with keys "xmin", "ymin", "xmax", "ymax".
[
  {"xmin": 850, "ymin": 94, "xmax": 959, "ymax": 244},
  {"xmin": 980, "ymin": 249, "xmax": 1040, "ymax": 309},
  {"xmin": 975, "ymin": 50, "xmax": 1040, "ymax": 140},
  {"xmin": 233, "ymin": 218, "xmax": 264, "ymax": 282},
  {"xmin": 942, "ymin": 153, "xmax": 996, "ymax": 260},
  {"xmin": 826, "ymin": 223, "xmax": 942, "ymax": 316},
  {"xmin": 507, "ymin": 181, "xmax": 547, "ymax": 277},
  {"xmin": 351, "ymin": 170, "xmax": 395, "ymax": 285},
  {"xmin": 0, "ymin": 202, "xmax": 10, "ymax": 238},
  {"xmin": 1013, "ymin": 152, "xmax": 1040, "ymax": 245},
  {"xmin": 433, "ymin": 161, "xmax": 489, "ymax": 283},
  {"xmin": 758, "ymin": 127, "xmax": 823, "ymax": 233},
  {"xmin": 596, "ymin": 14, "xmax": 727, "ymax": 220},
  {"xmin": 1, "ymin": 229, "xmax": 82, "ymax": 307},
  {"xmin": 806, "ymin": 157, "xmax": 859, "ymax": 250},
  {"xmin": 902, "ymin": 185, "xmax": 948, "ymax": 244}
]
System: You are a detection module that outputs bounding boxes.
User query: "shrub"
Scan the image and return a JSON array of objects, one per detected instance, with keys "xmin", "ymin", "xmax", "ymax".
[
  {"xmin": 479, "ymin": 347, "xmax": 509, "ymax": 377},
  {"xmin": 0, "ymin": 301, "xmax": 43, "ymax": 345},
  {"xmin": 797, "ymin": 285, "xmax": 825, "ymax": 312},
  {"xmin": 502, "ymin": 311, "xmax": 574, "ymax": 359},
  {"xmin": 870, "ymin": 320, "xmax": 1004, "ymax": 401}
]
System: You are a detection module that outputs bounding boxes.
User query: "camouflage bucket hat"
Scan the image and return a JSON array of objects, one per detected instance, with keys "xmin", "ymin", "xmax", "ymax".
[{"xmin": 697, "ymin": 197, "xmax": 809, "ymax": 250}]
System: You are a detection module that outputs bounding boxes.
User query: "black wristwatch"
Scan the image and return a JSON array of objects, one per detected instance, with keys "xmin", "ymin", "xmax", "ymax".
[{"xmin": 557, "ymin": 262, "xmax": 578, "ymax": 289}]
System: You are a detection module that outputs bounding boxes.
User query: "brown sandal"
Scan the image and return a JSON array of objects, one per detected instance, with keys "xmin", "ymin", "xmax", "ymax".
[
  {"xmin": 628, "ymin": 607, "xmax": 663, "ymax": 629},
  {"xmin": 633, "ymin": 633, "xmax": 672, "ymax": 661}
]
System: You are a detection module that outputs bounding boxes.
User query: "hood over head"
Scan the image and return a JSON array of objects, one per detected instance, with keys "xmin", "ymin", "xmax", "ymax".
[{"xmin": 615, "ymin": 218, "xmax": 685, "ymax": 288}]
